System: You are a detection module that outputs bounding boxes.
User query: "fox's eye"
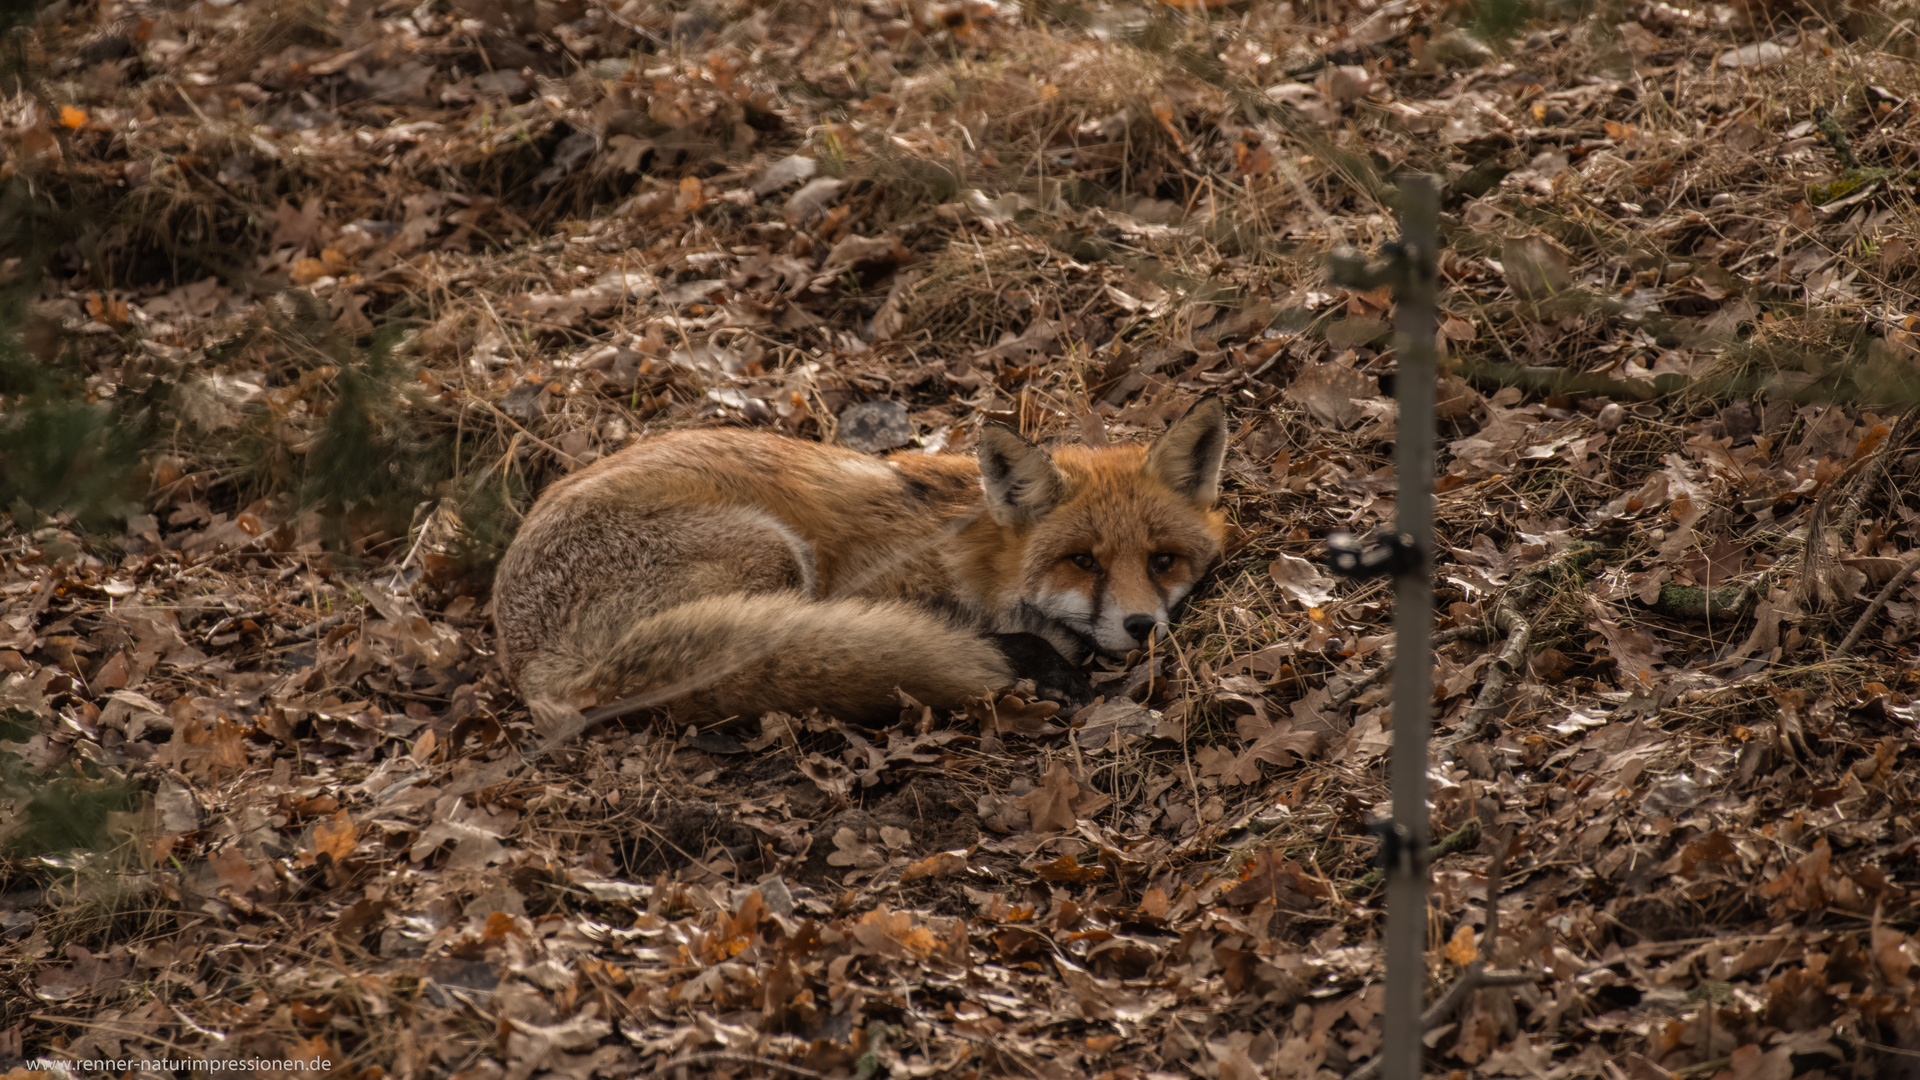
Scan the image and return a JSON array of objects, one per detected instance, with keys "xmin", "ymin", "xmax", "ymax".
[
  {"xmin": 1149, "ymin": 553, "xmax": 1176, "ymax": 575},
  {"xmin": 1068, "ymin": 553, "xmax": 1101, "ymax": 574}
]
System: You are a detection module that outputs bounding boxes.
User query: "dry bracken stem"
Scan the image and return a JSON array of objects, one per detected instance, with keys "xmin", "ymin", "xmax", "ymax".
[{"xmin": 1788, "ymin": 486, "xmax": 1835, "ymax": 616}]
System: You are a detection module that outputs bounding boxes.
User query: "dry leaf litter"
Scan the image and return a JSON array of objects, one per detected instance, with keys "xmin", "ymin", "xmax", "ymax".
[{"xmin": 6, "ymin": 0, "xmax": 1920, "ymax": 1076}]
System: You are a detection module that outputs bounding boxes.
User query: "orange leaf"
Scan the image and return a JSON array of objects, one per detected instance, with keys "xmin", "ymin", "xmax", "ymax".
[
  {"xmin": 286, "ymin": 1035, "xmax": 335, "ymax": 1071},
  {"xmin": 1033, "ymin": 854, "xmax": 1103, "ymax": 883},
  {"xmin": 1150, "ymin": 101, "xmax": 1188, "ymax": 151},
  {"xmin": 290, "ymin": 257, "xmax": 330, "ymax": 285},
  {"xmin": 677, "ymin": 174, "xmax": 705, "ymax": 212},
  {"xmin": 481, "ymin": 910, "xmax": 520, "ymax": 943},
  {"xmin": 289, "ymin": 1000, "xmax": 333, "ymax": 1026},
  {"xmin": 900, "ymin": 849, "xmax": 970, "ymax": 883},
  {"xmin": 896, "ymin": 923, "xmax": 939, "ymax": 955},
  {"xmin": 311, "ymin": 809, "xmax": 357, "ymax": 862},
  {"xmin": 1444, "ymin": 923, "xmax": 1477, "ymax": 965},
  {"xmin": 1853, "ymin": 423, "xmax": 1891, "ymax": 463},
  {"xmin": 59, "ymin": 105, "xmax": 87, "ymax": 129}
]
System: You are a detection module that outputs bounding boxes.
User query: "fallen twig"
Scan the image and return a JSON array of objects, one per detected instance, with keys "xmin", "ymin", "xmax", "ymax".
[
  {"xmin": 1455, "ymin": 610, "xmax": 1530, "ymax": 742},
  {"xmin": 1344, "ymin": 966, "xmax": 1541, "ymax": 1080},
  {"xmin": 1346, "ymin": 818, "xmax": 1480, "ymax": 897},
  {"xmin": 655, "ymin": 1025, "xmax": 894, "ymax": 1079},
  {"xmin": 282, "ymin": 611, "xmax": 355, "ymax": 641},
  {"xmin": 1830, "ymin": 405, "xmax": 1916, "ymax": 547},
  {"xmin": 1327, "ymin": 624, "xmax": 1491, "ymax": 710},
  {"xmin": 1446, "ymin": 544, "xmax": 1605, "ymax": 747},
  {"xmin": 468, "ymin": 392, "xmax": 590, "ymax": 469},
  {"xmin": 1837, "ymin": 549, "xmax": 1920, "ymax": 655},
  {"xmin": 1346, "ymin": 829, "xmax": 1542, "ymax": 1080}
]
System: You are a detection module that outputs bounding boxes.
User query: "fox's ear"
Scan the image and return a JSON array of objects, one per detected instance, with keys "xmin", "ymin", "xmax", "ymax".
[
  {"xmin": 1145, "ymin": 397, "xmax": 1228, "ymax": 503},
  {"xmin": 978, "ymin": 425, "xmax": 1066, "ymax": 525}
]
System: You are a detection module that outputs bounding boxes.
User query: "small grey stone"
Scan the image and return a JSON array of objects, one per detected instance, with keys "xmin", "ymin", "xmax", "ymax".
[
  {"xmin": 500, "ymin": 381, "xmax": 548, "ymax": 421},
  {"xmin": 838, "ymin": 399, "xmax": 915, "ymax": 453}
]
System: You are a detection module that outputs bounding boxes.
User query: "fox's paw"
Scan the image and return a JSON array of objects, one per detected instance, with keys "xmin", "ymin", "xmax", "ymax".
[{"xmin": 992, "ymin": 632, "xmax": 1094, "ymax": 711}]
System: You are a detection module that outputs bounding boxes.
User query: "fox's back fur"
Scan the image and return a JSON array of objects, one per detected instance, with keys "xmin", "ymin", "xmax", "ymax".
[{"xmin": 493, "ymin": 400, "xmax": 1229, "ymax": 720}]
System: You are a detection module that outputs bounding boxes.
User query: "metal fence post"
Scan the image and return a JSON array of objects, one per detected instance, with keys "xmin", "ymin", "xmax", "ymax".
[
  {"xmin": 1382, "ymin": 174, "xmax": 1438, "ymax": 1080},
  {"xmin": 1327, "ymin": 174, "xmax": 1440, "ymax": 1080}
]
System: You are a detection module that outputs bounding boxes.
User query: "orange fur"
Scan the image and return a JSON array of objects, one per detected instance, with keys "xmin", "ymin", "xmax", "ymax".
[{"xmin": 492, "ymin": 399, "xmax": 1230, "ymax": 719}]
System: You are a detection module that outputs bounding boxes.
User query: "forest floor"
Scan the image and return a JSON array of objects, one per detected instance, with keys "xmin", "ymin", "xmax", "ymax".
[{"xmin": 7, "ymin": 0, "xmax": 1920, "ymax": 1076}]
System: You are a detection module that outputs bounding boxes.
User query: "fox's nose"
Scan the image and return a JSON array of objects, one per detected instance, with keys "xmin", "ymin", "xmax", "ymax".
[{"xmin": 1123, "ymin": 615, "xmax": 1157, "ymax": 643}]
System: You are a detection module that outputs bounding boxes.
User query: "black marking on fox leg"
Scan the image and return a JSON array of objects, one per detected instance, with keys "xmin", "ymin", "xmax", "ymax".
[{"xmin": 992, "ymin": 632, "xmax": 1093, "ymax": 711}]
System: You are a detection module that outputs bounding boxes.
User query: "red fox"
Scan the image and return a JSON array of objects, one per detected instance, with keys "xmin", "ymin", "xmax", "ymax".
[{"xmin": 492, "ymin": 398, "xmax": 1229, "ymax": 721}]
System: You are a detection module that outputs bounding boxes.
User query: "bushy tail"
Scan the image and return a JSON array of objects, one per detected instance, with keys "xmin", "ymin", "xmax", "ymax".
[{"xmin": 516, "ymin": 591, "xmax": 1013, "ymax": 721}]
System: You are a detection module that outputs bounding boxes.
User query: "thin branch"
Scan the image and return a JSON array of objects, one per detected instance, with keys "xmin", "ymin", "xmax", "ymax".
[
  {"xmin": 1482, "ymin": 830, "xmax": 1507, "ymax": 966},
  {"xmin": 1831, "ymin": 405, "xmax": 1917, "ymax": 545},
  {"xmin": 1837, "ymin": 549, "xmax": 1920, "ymax": 655},
  {"xmin": 1442, "ymin": 544, "xmax": 1604, "ymax": 749},
  {"xmin": 1328, "ymin": 624, "xmax": 1491, "ymax": 710},
  {"xmin": 281, "ymin": 611, "xmax": 355, "ymax": 641},
  {"xmin": 1343, "ymin": 969, "xmax": 1542, "ymax": 1080},
  {"xmin": 467, "ymin": 392, "xmax": 589, "ymax": 468},
  {"xmin": 1346, "ymin": 830, "xmax": 1536, "ymax": 1080},
  {"xmin": 1346, "ymin": 819, "xmax": 1481, "ymax": 897},
  {"xmin": 1455, "ymin": 612, "xmax": 1530, "ymax": 742}
]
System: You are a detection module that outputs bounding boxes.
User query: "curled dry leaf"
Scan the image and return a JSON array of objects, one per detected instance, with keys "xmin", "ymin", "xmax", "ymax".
[
  {"xmin": 1268, "ymin": 552, "xmax": 1336, "ymax": 607},
  {"xmin": 899, "ymin": 848, "xmax": 972, "ymax": 882},
  {"xmin": 1285, "ymin": 363, "xmax": 1378, "ymax": 430},
  {"xmin": 1499, "ymin": 234, "xmax": 1573, "ymax": 301}
]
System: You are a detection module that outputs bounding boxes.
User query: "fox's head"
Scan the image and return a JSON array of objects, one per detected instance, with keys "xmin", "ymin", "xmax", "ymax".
[{"xmin": 978, "ymin": 398, "xmax": 1230, "ymax": 661}]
